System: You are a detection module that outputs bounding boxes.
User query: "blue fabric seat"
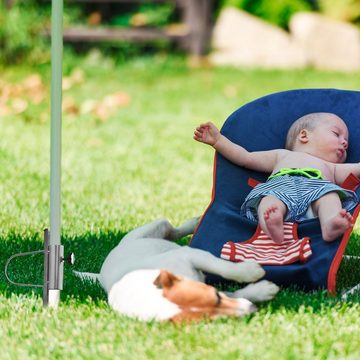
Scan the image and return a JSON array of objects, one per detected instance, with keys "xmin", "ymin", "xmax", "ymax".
[{"xmin": 190, "ymin": 89, "xmax": 360, "ymax": 293}]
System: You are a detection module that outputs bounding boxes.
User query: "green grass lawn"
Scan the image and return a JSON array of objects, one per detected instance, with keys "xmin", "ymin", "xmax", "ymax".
[{"xmin": 0, "ymin": 54, "xmax": 359, "ymax": 359}]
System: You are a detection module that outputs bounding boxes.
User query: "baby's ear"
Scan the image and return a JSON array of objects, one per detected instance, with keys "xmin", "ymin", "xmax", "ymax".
[{"xmin": 298, "ymin": 129, "xmax": 309, "ymax": 143}]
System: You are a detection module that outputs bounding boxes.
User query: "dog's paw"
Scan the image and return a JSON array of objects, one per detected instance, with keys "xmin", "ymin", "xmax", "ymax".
[
  {"xmin": 258, "ymin": 281, "xmax": 280, "ymax": 301},
  {"xmin": 185, "ymin": 217, "xmax": 201, "ymax": 230},
  {"xmin": 234, "ymin": 260, "xmax": 265, "ymax": 283},
  {"xmin": 176, "ymin": 217, "xmax": 200, "ymax": 237},
  {"xmin": 232, "ymin": 280, "xmax": 279, "ymax": 302}
]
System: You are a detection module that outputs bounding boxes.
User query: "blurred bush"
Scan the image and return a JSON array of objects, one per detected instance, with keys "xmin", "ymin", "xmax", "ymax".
[
  {"xmin": 0, "ymin": 0, "xmax": 178, "ymax": 65},
  {"xmin": 110, "ymin": 2, "xmax": 175, "ymax": 27},
  {"xmin": 318, "ymin": 0, "xmax": 360, "ymax": 23},
  {"xmin": 220, "ymin": 0, "xmax": 313, "ymax": 29},
  {"xmin": 83, "ymin": 1, "xmax": 177, "ymax": 60},
  {"xmin": 1, "ymin": 0, "xmax": 328, "ymax": 65},
  {"xmin": 0, "ymin": 1, "xmax": 49, "ymax": 64}
]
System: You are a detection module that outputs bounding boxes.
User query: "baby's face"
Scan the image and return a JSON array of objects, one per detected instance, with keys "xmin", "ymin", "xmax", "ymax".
[{"xmin": 307, "ymin": 115, "xmax": 348, "ymax": 163}]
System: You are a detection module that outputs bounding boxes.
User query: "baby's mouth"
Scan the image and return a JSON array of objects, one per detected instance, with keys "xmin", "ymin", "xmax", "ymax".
[{"xmin": 337, "ymin": 149, "xmax": 345, "ymax": 160}]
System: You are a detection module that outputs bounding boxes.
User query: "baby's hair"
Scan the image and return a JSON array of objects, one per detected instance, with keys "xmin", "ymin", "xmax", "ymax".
[{"xmin": 285, "ymin": 112, "xmax": 338, "ymax": 150}]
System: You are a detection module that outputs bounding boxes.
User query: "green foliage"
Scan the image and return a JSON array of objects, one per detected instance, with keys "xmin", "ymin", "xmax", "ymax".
[
  {"xmin": 0, "ymin": 0, "xmax": 178, "ymax": 64},
  {"xmin": 0, "ymin": 1, "xmax": 50, "ymax": 64},
  {"xmin": 319, "ymin": 0, "xmax": 360, "ymax": 23},
  {"xmin": 111, "ymin": 2, "xmax": 175, "ymax": 27},
  {"xmin": 104, "ymin": 2, "xmax": 176, "ymax": 59},
  {"xmin": 221, "ymin": 0, "xmax": 312, "ymax": 29}
]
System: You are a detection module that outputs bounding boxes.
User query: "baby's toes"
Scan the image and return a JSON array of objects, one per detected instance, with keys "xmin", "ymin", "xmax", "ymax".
[{"xmin": 346, "ymin": 213, "xmax": 354, "ymax": 225}]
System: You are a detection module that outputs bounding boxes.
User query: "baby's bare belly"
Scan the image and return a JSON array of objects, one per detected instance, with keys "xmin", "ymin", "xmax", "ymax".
[{"xmin": 273, "ymin": 152, "xmax": 334, "ymax": 181}]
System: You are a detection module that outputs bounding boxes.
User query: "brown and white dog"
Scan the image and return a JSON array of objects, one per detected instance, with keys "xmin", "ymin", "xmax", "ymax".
[{"xmin": 76, "ymin": 218, "xmax": 279, "ymax": 322}]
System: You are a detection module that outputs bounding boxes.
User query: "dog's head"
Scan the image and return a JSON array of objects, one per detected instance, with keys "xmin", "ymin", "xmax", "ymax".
[
  {"xmin": 108, "ymin": 269, "xmax": 257, "ymax": 322},
  {"xmin": 154, "ymin": 269, "xmax": 257, "ymax": 323}
]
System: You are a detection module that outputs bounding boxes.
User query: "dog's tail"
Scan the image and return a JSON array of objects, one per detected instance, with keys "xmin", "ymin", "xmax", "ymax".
[{"xmin": 73, "ymin": 270, "xmax": 100, "ymax": 283}]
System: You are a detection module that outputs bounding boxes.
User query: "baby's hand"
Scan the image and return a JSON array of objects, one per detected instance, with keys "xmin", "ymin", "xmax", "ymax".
[{"xmin": 193, "ymin": 122, "xmax": 220, "ymax": 146}]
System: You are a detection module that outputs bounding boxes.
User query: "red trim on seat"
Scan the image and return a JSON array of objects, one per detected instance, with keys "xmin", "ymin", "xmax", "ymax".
[
  {"xmin": 340, "ymin": 173, "xmax": 360, "ymax": 191},
  {"xmin": 299, "ymin": 237, "xmax": 311, "ymax": 264},
  {"xmin": 292, "ymin": 222, "xmax": 299, "ymax": 239},
  {"xmin": 327, "ymin": 204, "xmax": 360, "ymax": 295},
  {"xmin": 221, "ymin": 223, "xmax": 312, "ymax": 265},
  {"xmin": 229, "ymin": 242, "xmax": 236, "ymax": 261},
  {"xmin": 248, "ymin": 178, "xmax": 261, "ymax": 188},
  {"xmin": 241, "ymin": 224, "xmax": 262, "ymax": 244}
]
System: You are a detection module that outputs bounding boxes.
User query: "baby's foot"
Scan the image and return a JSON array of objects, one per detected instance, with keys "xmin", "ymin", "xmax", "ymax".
[
  {"xmin": 263, "ymin": 205, "xmax": 284, "ymax": 244},
  {"xmin": 322, "ymin": 209, "xmax": 354, "ymax": 242}
]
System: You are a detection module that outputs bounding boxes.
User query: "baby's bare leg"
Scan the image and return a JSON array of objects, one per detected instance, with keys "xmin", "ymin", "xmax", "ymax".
[
  {"xmin": 257, "ymin": 196, "xmax": 287, "ymax": 244},
  {"xmin": 311, "ymin": 192, "xmax": 354, "ymax": 242}
]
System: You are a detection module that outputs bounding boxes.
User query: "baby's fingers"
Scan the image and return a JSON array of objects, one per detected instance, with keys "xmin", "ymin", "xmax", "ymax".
[
  {"xmin": 194, "ymin": 130, "xmax": 205, "ymax": 141},
  {"xmin": 196, "ymin": 124, "xmax": 208, "ymax": 132}
]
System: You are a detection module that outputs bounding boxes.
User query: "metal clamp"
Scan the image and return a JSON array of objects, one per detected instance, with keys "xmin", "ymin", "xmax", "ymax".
[{"xmin": 4, "ymin": 228, "xmax": 74, "ymax": 306}]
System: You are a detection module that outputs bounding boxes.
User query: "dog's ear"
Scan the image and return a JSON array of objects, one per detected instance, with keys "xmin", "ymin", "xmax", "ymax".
[{"xmin": 154, "ymin": 269, "xmax": 180, "ymax": 289}]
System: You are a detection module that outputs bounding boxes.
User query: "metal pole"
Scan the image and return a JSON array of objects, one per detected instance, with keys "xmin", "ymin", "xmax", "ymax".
[{"xmin": 48, "ymin": 0, "xmax": 64, "ymax": 308}]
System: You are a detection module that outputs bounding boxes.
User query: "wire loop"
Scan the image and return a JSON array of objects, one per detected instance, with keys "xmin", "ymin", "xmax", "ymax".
[{"xmin": 4, "ymin": 250, "xmax": 45, "ymax": 288}]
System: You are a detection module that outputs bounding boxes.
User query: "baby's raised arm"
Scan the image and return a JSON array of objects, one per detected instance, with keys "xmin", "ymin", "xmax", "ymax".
[{"xmin": 194, "ymin": 121, "xmax": 281, "ymax": 173}]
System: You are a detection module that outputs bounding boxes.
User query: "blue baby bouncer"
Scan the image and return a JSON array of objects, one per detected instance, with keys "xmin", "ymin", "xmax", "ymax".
[{"xmin": 190, "ymin": 89, "xmax": 360, "ymax": 295}]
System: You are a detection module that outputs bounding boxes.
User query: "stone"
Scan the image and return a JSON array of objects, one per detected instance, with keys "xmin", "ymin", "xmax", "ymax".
[
  {"xmin": 290, "ymin": 12, "xmax": 360, "ymax": 71},
  {"xmin": 210, "ymin": 7, "xmax": 308, "ymax": 69}
]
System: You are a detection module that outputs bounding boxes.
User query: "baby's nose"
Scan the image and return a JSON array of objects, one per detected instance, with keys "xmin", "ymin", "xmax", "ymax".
[{"xmin": 342, "ymin": 139, "xmax": 348, "ymax": 149}]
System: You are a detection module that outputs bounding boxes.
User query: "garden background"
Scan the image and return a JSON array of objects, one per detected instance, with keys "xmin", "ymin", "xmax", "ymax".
[{"xmin": 0, "ymin": 1, "xmax": 359, "ymax": 359}]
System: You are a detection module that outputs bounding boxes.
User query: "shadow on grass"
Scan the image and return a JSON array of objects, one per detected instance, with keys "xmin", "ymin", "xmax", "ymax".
[
  {"xmin": 0, "ymin": 230, "xmax": 127, "ymax": 304},
  {"xmin": 0, "ymin": 230, "xmax": 359, "ymax": 312}
]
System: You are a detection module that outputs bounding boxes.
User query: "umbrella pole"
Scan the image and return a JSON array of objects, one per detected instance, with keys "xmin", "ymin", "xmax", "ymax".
[{"xmin": 46, "ymin": 0, "xmax": 64, "ymax": 308}]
